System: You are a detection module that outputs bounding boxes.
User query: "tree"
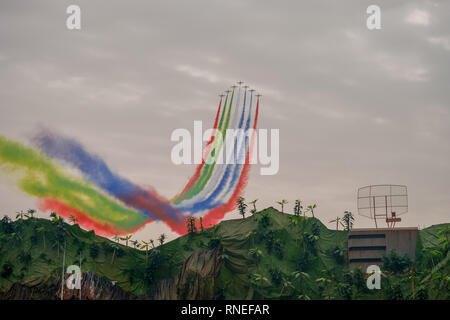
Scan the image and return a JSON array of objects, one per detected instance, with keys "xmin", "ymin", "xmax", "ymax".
[
  {"xmin": 306, "ymin": 204, "xmax": 317, "ymax": 218},
  {"xmin": 0, "ymin": 216, "xmax": 14, "ymax": 234},
  {"xmin": 342, "ymin": 211, "xmax": 354, "ymax": 231},
  {"xmin": 329, "ymin": 216, "xmax": 343, "ymax": 231},
  {"xmin": 280, "ymin": 277, "xmax": 294, "ymax": 297},
  {"xmin": 158, "ymin": 233, "xmax": 166, "ymax": 246},
  {"xmin": 249, "ymin": 248, "xmax": 263, "ymax": 271},
  {"xmin": 237, "ymin": 196, "xmax": 247, "ymax": 219},
  {"xmin": 113, "ymin": 235, "xmax": 120, "ymax": 243},
  {"xmin": 121, "ymin": 235, "xmax": 133, "ymax": 247},
  {"xmin": 249, "ymin": 199, "xmax": 258, "ymax": 215},
  {"xmin": 199, "ymin": 217, "xmax": 204, "ymax": 232},
  {"xmin": 149, "ymin": 239, "xmax": 155, "ymax": 248},
  {"xmin": 68, "ymin": 215, "xmax": 78, "ymax": 225},
  {"xmin": 249, "ymin": 273, "xmax": 269, "ymax": 299},
  {"xmin": 438, "ymin": 225, "xmax": 450, "ymax": 255},
  {"xmin": 16, "ymin": 210, "xmax": 26, "ymax": 221},
  {"xmin": 382, "ymin": 250, "xmax": 412, "ymax": 274},
  {"xmin": 36, "ymin": 227, "xmax": 46, "ymax": 250},
  {"xmin": 109, "ymin": 242, "xmax": 120, "ymax": 264},
  {"xmin": 131, "ymin": 240, "xmax": 140, "ymax": 249},
  {"xmin": 277, "ymin": 200, "xmax": 288, "ymax": 213},
  {"xmin": 141, "ymin": 241, "xmax": 150, "ymax": 264},
  {"xmin": 89, "ymin": 243, "xmax": 100, "ymax": 261},
  {"xmin": 49, "ymin": 212, "xmax": 58, "ymax": 222},
  {"xmin": 293, "ymin": 200, "xmax": 303, "ymax": 217},
  {"xmin": 408, "ymin": 266, "xmax": 418, "ymax": 299},
  {"xmin": 26, "ymin": 209, "xmax": 36, "ymax": 219},
  {"xmin": 186, "ymin": 216, "xmax": 197, "ymax": 234}
]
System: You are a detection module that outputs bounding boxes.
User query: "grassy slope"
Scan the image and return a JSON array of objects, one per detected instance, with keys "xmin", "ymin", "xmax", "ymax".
[{"xmin": 0, "ymin": 208, "xmax": 448, "ymax": 299}]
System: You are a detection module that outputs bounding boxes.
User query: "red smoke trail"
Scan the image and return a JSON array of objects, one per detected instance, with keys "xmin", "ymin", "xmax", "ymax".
[
  {"xmin": 173, "ymin": 97, "xmax": 223, "ymax": 199},
  {"xmin": 198, "ymin": 98, "xmax": 260, "ymax": 228},
  {"xmin": 121, "ymin": 192, "xmax": 187, "ymax": 234},
  {"xmin": 38, "ymin": 198, "xmax": 153, "ymax": 237}
]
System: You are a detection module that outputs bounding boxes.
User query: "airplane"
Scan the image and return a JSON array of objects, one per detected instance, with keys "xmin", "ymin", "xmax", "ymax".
[
  {"xmin": 256, "ymin": 94, "xmax": 262, "ymax": 98},
  {"xmin": 249, "ymin": 89, "xmax": 255, "ymax": 93},
  {"xmin": 243, "ymin": 85, "xmax": 249, "ymax": 89},
  {"xmin": 230, "ymin": 85, "xmax": 237, "ymax": 89},
  {"xmin": 225, "ymin": 90, "xmax": 231, "ymax": 94},
  {"xmin": 237, "ymin": 81, "xmax": 244, "ymax": 86},
  {"xmin": 219, "ymin": 94, "xmax": 225, "ymax": 98}
]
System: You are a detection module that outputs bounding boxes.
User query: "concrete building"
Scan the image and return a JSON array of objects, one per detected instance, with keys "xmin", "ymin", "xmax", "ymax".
[{"xmin": 347, "ymin": 227, "xmax": 418, "ymax": 270}]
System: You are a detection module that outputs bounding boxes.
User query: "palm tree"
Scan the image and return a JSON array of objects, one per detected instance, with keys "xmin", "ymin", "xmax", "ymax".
[
  {"xmin": 277, "ymin": 200, "xmax": 288, "ymax": 213},
  {"xmin": 294, "ymin": 200, "xmax": 303, "ymax": 217},
  {"xmin": 249, "ymin": 248, "xmax": 263, "ymax": 271},
  {"xmin": 121, "ymin": 234, "xmax": 132, "ymax": 247},
  {"xmin": 158, "ymin": 234, "xmax": 166, "ymax": 246},
  {"xmin": 149, "ymin": 239, "xmax": 155, "ymax": 249},
  {"xmin": 109, "ymin": 242, "xmax": 120, "ymax": 264},
  {"xmin": 237, "ymin": 196, "xmax": 247, "ymax": 219},
  {"xmin": 249, "ymin": 199, "xmax": 258, "ymax": 214},
  {"xmin": 249, "ymin": 273, "xmax": 269, "ymax": 299},
  {"xmin": 16, "ymin": 210, "xmax": 26, "ymax": 221},
  {"xmin": 199, "ymin": 217, "xmax": 204, "ymax": 232},
  {"xmin": 68, "ymin": 215, "xmax": 78, "ymax": 225},
  {"xmin": 244, "ymin": 231, "xmax": 257, "ymax": 247},
  {"xmin": 342, "ymin": 211, "xmax": 354, "ymax": 231},
  {"xmin": 26, "ymin": 209, "xmax": 36, "ymax": 219},
  {"xmin": 316, "ymin": 277, "xmax": 332, "ymax": 298},
  {"xmin": 131, "ymin": 240, "xmax": 140, "ymax": 249},
  {"xmin": 50, "ymin": 212, "xmax": 59, "ymax": 223},
  {"xmin": 36, "ymin": 227, "xmax": 46, "ymax": 250},
  {"xmin": 141, "ymin": 241, "xmax": 150, "ymax": 263},
  {"xmin": 306, "ymin": 204, "xmax": 317, "ymax": 218},
  {"xmin": 408, "ymin": 266, "xmax": 418, "ymax": 299},
  {"xmin": 329, "ymin": 216, "xmax": 343, "ymax": 231},
  {"xmin": 280, "ymin": 277, "xmax": 294, "ymax": 297}
]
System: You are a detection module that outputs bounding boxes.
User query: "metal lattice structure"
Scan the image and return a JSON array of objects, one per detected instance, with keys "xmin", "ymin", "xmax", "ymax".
[{"xmin": 357, "ymin": 185, "xmax": 408, "ymax": 228}]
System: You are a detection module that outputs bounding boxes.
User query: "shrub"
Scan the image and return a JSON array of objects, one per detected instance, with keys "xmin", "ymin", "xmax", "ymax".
[
  {"xmin": 382, "ymin": 250, "xmax": 412, "ymax": 274},
  {"xmin": 1, "ymin": 262, "xmax": 13, "ymax": 278},
  {"xmin": 269, "ymin": 268, "xmax": 283, "ymax": 286},
  {"xmin": 274, "ymin": 239, "xmax": 284, "ymax": 259},
  {"xmin": 208, "ymin": 238, "xmax": 221, "ymax": 250},
  {"xmin": 331, "ymin": 246, "xmax": 345, "ymax": 264},
  {"xmin": 89, "ymin": 243, "xmax": 100, "ymax": 260}
]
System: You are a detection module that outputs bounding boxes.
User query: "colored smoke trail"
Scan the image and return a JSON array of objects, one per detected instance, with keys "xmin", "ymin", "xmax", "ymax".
[
  {"xmin": 176, "ymin": 88, "xmax": 252, "ymax": 212},
  {"xmin": 32, "ymin": 129, "xmax": 186, "ymax": 230},
  {"xmin": 0, "ymin": 136, "xmax": 149, "ymax": 233},
  {"xmin": 39, "ymin": 198, "xmax": 151, "ymax": 237},
  {"xmin": 174, "ymin": 89, "xmax": 235, "ymax": 203},
  {"xmin": 171, "ymin": 95, "xmax": 224, "ymax": 202},
  {"xmin": 193, "ymin": 97, "xmax": 259, "ymax": 227}
]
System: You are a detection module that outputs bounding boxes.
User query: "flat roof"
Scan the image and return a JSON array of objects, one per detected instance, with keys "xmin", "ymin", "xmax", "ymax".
[{"xmin": 350, "ymin": 227, "xmax": 419, "ymax": 232}]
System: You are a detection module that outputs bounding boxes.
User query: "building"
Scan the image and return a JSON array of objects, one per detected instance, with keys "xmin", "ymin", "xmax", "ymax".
[{"xmin": 347, "ymin": 227, "xmax": 418, "ymax": 270}]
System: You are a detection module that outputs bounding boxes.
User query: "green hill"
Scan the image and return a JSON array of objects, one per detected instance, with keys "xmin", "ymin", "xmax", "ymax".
[{"xmin": 0, "ymin": 207, "xmax": 448, "ymax": 300}]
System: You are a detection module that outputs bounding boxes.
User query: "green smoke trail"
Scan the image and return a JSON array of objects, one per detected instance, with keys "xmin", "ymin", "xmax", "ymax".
[
  {"xmin": 0, "ymin": 136, "xmax": 147, "ymax": 230},
  {"xmin": 174, "ymin": 89, "xmax": 235, "ymax": 203}
]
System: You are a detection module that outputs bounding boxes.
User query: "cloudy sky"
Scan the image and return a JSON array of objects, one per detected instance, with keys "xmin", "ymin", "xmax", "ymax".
[{"xmin": 0, "ymin": 0, "xmax": 449, "ymax": 242}]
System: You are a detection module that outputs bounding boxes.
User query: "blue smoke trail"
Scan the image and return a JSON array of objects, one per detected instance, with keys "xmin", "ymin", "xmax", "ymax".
[
  {"xmin": 176, "ymin": 89, "xmax": 252, "ymax": 212},
  {"xmin": 31, "ymin": 130, "xmax": 184, "ymax": 221}
]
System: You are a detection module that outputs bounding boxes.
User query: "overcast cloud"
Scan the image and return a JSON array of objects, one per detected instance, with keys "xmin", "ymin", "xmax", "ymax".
[{"xmin": 0, "ymin": 0, "xmax": 449, "ymax": 241}]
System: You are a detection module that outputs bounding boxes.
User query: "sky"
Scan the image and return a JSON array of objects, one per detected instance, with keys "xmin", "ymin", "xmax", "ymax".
[{"xmin": 0, "ymin": 0, "xmax": 449, "ymax": 242}]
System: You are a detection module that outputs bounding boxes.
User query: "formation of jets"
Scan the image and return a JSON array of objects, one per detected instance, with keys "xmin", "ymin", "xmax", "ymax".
[{"xmin": 220, "ymin": 81, "xmax": 261, "ymax": 98}]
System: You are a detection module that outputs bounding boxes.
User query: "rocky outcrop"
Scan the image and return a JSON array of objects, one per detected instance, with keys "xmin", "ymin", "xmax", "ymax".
[
  {"xmin": 154, "ymin": 246, "xmax": 223, "ymax": 300},
  {"xmin": 56, "ymin": 271, "xmax": 135, "ymax": 300},
  {"xmin": 0, "ymin": 272, "xmax": 135, "ymax": 300}
]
